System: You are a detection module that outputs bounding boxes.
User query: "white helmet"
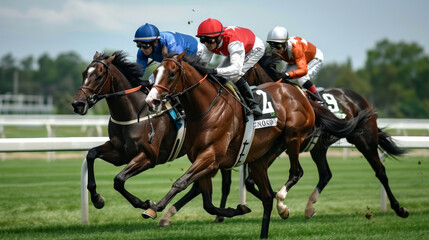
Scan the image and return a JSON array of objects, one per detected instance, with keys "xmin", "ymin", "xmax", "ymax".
[{"xmin": 267, "ymin": 26, "xmax": 288, "ymax": 43}]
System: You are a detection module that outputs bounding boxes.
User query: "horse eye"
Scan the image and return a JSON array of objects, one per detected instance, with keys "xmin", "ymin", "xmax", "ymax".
[
  {"xmin": 169, "ymin": 72, "xmax": 176, "ymax": 78},
  {"xmin": 96, "ymin": 74, "xmax": 103, "ymax": 81}
]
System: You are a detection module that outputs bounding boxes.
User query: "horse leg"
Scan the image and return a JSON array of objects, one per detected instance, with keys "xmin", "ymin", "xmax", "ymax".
[
  {"xmin": 248, "ymin": 161, "xmax": 274, "ymax": 239},
  {"xmin": 158, "ymin": 169, "xmax": 235, "ymax": 226},
  {"xmin": 113, "ymin": 152, "xmax": 154, "ymax": 210},
  {"xmin": 158, "ymin": 182, "xmax": 201, "ymax": 227},
  {"xmin": 349, "ymin": 133, "xmax": 409, "ymax": 218},
  {"xmin": 143, "ymin": 152, "xmax": 219, "ymax": 219},
  {"xmin": 245, "ymin": 155, "xmax": 278, "ymax": 201},
  {"xmin": 214, "ymin": 169, "xmax": 232, "ymax": 223},
  {"xmin": 305, "ymin": 145, "xmax": 331, "ymax": 218},
  {"xmin": 244, "ymin": 176, "xmax": 262, "ymax": 200},
  {"xmin": 86, "ymin": 142, "xmax": 127, "ymax": 209},
  {"xmin": 198, "ymin": 175, "xmax": 251, "ymax": 218},
  {"xmin": 276, "ymin": 140, "xmax": 303, "ymax": 219}
]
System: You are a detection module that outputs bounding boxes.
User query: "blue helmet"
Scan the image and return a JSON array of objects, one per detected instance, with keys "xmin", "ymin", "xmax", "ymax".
[{"xmin": 134, "ymin": 23, "xmax": 160, "ymax": 42}]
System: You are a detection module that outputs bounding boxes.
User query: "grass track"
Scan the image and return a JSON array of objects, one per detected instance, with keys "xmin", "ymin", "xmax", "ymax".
[{"xmin": 0, "ymin": 153, "xmax": 428, "ymax": 239}]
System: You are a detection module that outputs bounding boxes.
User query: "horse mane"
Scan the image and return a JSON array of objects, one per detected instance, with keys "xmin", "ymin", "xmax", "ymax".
[
  {"xmin": 165, "ymin": 52, "xmax": 207, "ymax": 72},
  {"xmin": 96, "ymin": 51, "xmax": 143, "ymax": 87},
  {"xmin": 257, "ymin": 54, "xmax": 284, "ymax": 81}
]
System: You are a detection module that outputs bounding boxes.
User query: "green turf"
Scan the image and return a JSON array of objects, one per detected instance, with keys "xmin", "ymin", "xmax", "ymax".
[{"xmin": 0, "ymin": 153, "xmax": 428, "ymax": 239}]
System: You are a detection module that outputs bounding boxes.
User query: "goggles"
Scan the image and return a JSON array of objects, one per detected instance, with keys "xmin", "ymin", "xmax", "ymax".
[
  {"xmin": 268, "ymin": 42, "xmax": 284, "ymax": 50},
  {"xmin": 199, "ymin": 36, "xmax": 218, "ymax": 44},
  {"xmin": 136, "ymin": 41, "xmax": 154, "ymax": 49}
]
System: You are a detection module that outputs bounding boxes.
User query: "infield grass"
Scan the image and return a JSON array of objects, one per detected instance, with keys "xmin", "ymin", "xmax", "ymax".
[{"xmin": 0, "ymin": 152, "xmax": 428, "ymax": 239}]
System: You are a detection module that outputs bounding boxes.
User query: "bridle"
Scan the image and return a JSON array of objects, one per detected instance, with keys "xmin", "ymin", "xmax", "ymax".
[
  {"xmin": 79, "ymin": 60, "xmax": 142, "ymax": 106},
  {"xmin": 152, "ymin": 58, "xmax": 226, "ymax": 120},
  {"xmin": 79, "ymin": 60, "xmax": 113, "ymax": 106},
  {"xmin": 153, "ymin": 58, "xmax": 210, "ymax": 99}
]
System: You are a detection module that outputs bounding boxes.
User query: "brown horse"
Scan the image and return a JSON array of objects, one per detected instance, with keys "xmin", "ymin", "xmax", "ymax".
[
  {"xmin": 144, "ymin": 52, "xmax": 371, "ymax": 238},
  {"xmin": 256, "ymin": 56, "xmax": 409, "ymax": 219},
  {"xmin": 71, "ymin": 51, "xmax": 190, "ymax": 211},
  {"xmin": 155, "ymin": 62, "xmax": 274, "ymax": 226}
]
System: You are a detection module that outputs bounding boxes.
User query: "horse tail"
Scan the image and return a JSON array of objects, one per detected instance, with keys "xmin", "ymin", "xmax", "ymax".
[
  {"xmin": 378, "ymin": 128, "xmax": 408, "ymax": 157},
  {"xmin": 309, "ymin": 100, "xmax": 373, "ymax": 139}
]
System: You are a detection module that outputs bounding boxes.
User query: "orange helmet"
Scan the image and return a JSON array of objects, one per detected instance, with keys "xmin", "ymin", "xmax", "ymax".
[{"xmin": 196, "ymin": 18, "xmax": 224, "ymax": 37}]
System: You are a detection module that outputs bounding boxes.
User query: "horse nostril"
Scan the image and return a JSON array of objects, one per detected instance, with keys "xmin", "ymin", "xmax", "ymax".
[
  {"xmin": 72, "ymin": 101, "xmax": 82, "ymax": 108},
  {"xmin": 72, "ymin": 101, "xmax": 86, "ymax": 109}
]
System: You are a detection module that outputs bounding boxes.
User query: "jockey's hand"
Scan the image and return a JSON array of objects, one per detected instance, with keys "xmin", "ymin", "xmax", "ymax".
[
  {"xmin": 281, "ymin": 72, "xmax": 292, "ymax": 80},
  {"xmin": 194, "ymin": 65, "xmax": 217, "ymax": 75}
]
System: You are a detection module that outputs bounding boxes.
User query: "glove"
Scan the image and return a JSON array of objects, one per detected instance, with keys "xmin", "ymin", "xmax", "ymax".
[
  {"xmin": 281, "ymin": 72, "xmax": 292, "ymax": 80},
  {"xmin": 194, "ymin": 65, "xmax": 217, "ymax": 75}
]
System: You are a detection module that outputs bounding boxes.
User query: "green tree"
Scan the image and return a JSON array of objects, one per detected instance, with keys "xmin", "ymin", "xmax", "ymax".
[
  {"xmin": 315, "ymin": 58, "xmax": 371, "ymax": 97},
  {"xmin": 314, "ymin": 62, "xmax": 343, "ymax": 88},
  {"xmin": 0, "ymin": 53, "xmax": 17, "ymax": 93},
  {"xmin": 20, "ymin": 56, "xmax": 35, "ymax": 94},
  {"xmin": 335, "ymin": 58, "xmax": 371, "ymax": 96},
  {"xmin": 34, "ymin": 53, "xmax": 57, "ymax": 96},
  {"xmin": 363, "ymin": 39, "xmax": 429, "ymax": 117}
]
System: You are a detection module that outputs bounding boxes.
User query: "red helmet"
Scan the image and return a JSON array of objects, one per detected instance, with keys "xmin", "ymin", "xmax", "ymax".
[{"xmin": 196, "ymin": 18, "xmax": 224, "ymax": 37}]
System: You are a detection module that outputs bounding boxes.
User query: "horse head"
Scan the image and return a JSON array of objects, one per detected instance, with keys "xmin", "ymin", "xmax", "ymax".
[
  {"xmin": 72, "ymin": 52, "xmax": 116, "ymax": 115},
  {"xmin": 146, "ymin": 51, "xmax": 190, "ymax": 112}
]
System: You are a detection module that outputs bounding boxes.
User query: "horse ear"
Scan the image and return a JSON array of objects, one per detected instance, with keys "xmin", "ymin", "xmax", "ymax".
[
  {"xmin": 93, "ymin": 51, "xmax": 99, "ymax": 60},
  {"xmin": 177, "ymin": 50, "xmax": 187, "ymax": 61},
  {"xmin": 107, "ymin": 55, "xmax": 115, "ymax": 63}
]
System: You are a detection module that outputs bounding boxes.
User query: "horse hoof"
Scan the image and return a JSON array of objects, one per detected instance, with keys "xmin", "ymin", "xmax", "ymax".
[
  {"xmin": 157, "ymin": 218, "xmax": 170, "ymax": 227},
  {"xmin": 92, "ymin": 195, "xmax": 105, "ymax": 209},
  {"xmin": 142, "ymin": 208, "xmax": 157, "ymax": 219},
  {"xmin": 305, "ymin": 207, "xmax": 316, "ymax": 219},
  {"xmin": 398, "ymin": 207, "xmax": 409, "ymax": 218},
  {"xmin": 278, "ymin": 206, "xmax": 290, "ymax": 219},
  {"xmin": 237, "ymin": 204, "xmax": 252, "ymax": 214},
  {"xmin": 214, "ymin": 216, "xmax": 224, "ymax": 223}
]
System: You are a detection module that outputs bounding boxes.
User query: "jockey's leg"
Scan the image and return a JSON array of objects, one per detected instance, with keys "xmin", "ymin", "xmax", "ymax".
[
  {"xmin": 297, "ymin": 57, "xmax": 326, "ymax": 106},
  {"xmin": 235, "ymin": 77, "xmax": 262, "ymax": 117},
  {"xmin": 302, "ymin": 79, "xmax": 323, "ymax": 102}
]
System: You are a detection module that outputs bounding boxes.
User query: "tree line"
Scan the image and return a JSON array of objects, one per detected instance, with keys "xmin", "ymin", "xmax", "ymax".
[{"xmin": 1, "ymin": 39, "xmax": 428, "ymax": 117}]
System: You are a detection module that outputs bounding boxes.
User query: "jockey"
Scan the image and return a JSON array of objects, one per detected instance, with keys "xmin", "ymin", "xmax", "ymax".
[
  {"xmin": 194, "ymin": 18, "xmax": 263, "ymax": 117},
  {"xmin": 266, "ymin": 26, "xmax": 325, "ymax": 103},
  {"xmin": 134, "ymin": 23, "xmax": 211, "ymax": 87}
]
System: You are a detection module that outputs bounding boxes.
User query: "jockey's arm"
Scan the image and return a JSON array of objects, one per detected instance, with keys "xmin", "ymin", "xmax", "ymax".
[
  {"xmin": 197, "ymin": 43, "xmax": 214, "ymax": 67},
  {"xmin": 288, "ymin": 45, "xmax": 308, "ymax": 78},
  {"xmin": 215, "ymin": 41, "xmax": 244, "ymax": 76}
]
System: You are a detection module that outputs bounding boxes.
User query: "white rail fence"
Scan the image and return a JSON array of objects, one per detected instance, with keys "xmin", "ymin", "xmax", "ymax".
[
  {"xmin": 0, "ymin": 135, "xmax": 428, "ymax": 224},
  {"xmin": 1, "ymin": 115, "xmax": 428, "ymax": 138},
  {"xmin": 0, "ymin": 115, "xmax": 109, "ymax": 138}
]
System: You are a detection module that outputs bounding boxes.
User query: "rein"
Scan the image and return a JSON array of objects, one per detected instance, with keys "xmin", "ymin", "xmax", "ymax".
[{"xmin": 153, "ymin": 58, "xmax": 223, "ymax": 120}]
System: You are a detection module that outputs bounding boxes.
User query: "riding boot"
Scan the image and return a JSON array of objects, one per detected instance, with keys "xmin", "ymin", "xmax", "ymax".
[
  {"xmin": 235, "ymin": 78, "xmax": 262, "ymax": 117},
  {"xmin": 303, "ymin": 80, "xmax": 327, "ymax": 107},
  {"xmin": 313, "ymin": 91, "xmax": 327, "ymax": 107}
]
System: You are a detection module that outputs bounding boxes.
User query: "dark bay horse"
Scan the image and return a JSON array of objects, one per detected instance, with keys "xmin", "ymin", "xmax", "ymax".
[
  {"xmin": 71, "ymin": 51, "xmax": 191, "ymax": 211},
  {"xmin": 144, "ymin": 52, "xmax": 371, "ymax": 238},
  {"xmin": 257, "ymin": 55, "xmax": 409, "ymax": 219}
]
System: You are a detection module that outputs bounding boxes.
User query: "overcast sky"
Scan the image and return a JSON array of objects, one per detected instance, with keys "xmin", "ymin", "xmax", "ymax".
[{"xmin": 1, "ymin": 0, "xmax": 428, "ymax": 70}]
